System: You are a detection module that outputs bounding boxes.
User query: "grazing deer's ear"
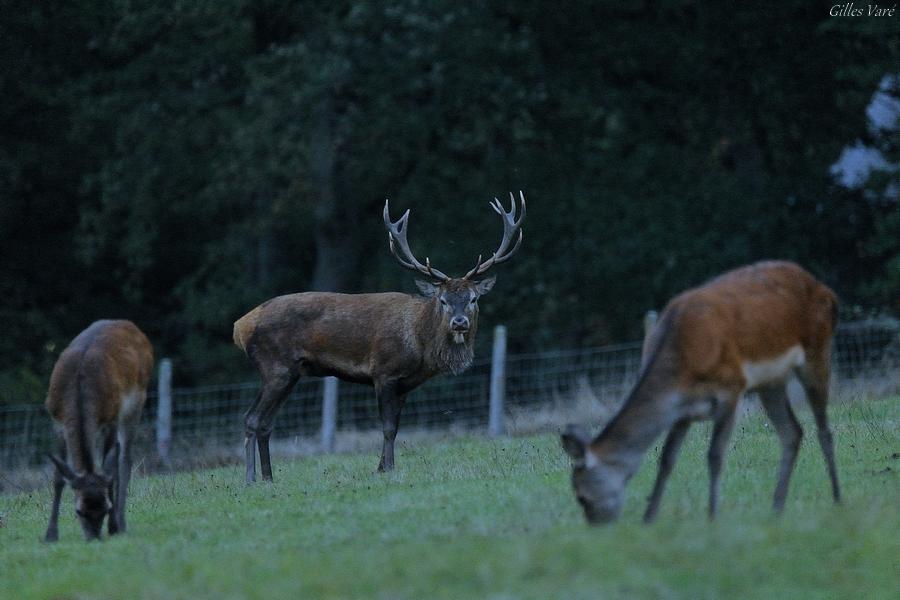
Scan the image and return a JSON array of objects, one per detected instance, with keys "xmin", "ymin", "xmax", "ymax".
[
  {"xmin": 560, "ymin": 424, "xmax": 592, "ymax": 460},
  {"xmin": 415, "ymin": 279, "xmax": 441, "ymax": 297},
  {"xmin": 49, "ymin": 454, "xmax": 77, "ymax": 482},
  {"xmin": 102, "ymin": 443, "xmax": 119, "ymax": 476},
  {"xmin": 474, "ymin": 275, "xmax": 496, "ymax": 296}
]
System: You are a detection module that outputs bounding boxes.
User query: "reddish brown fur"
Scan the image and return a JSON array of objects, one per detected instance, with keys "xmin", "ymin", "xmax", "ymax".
[
  {"xmin": 44, "ymin": 320, "xmax": 153, "ymax": 541},
  {"xmin": 563, "ymin": 261, "xmax": 841, "ymax": 524}
]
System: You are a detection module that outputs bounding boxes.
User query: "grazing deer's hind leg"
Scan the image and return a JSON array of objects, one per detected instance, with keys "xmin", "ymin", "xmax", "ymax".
[
  {"xmin": 797, "ymin": 362, "xmax": 841, "ymax": 504},
  {"xmin": 644, "ymin": 419, "xmax": 691, "ymax": 523},
  {"xmin": 758, "ymin": 384, "xmax": 803, "ymax": 513},
  {"xmin": 44, "ymin": 436, "xmax": 67, "ymax": 543},
  {"xmin": 376, "ymin": 381, "xmax": 407, "ymax": 473},
  {"xmin": 707, "ymin": 394, "xmax": 739, "ymax": 519}
]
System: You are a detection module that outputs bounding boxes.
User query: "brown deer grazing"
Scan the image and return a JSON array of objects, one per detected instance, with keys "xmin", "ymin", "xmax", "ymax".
[
  {"xmin": 234, "ymin": 193, "xmax": 525, "ymax": 482},
  {"xmin": 44, "ymin": 320, "xmax": 154, "ymax": 541},
  {"xmin": 562, "ymin": 261, "xmax": 840, "ymax": 524}
]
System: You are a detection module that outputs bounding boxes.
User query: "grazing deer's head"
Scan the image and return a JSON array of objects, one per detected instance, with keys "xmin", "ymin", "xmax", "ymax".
[
  {"xmin": 49, "ymin": 454, "xmax": 112, "ymax": 540},
  {"xmin": 561, "ymin": 425, "xmax": 626, "ymax": 524},
  {"xmin": 383, "ymin": 192, "xmax": 525, "ymax": 345}
]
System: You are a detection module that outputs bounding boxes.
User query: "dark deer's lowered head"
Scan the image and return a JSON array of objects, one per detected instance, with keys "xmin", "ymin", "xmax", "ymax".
[{"xmin": 235, "ymin": 193, "xmax": 525, "ymax": 480}]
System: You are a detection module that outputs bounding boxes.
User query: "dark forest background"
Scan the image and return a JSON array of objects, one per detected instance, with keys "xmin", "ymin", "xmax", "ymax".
[{"xmin": 1, "ymin": 1, "xmax": 898, "ymax": 403}]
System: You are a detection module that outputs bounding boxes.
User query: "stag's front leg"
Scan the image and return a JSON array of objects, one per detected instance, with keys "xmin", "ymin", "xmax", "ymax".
[
  {"xmin": 376, "ymin": 381, "xmax": 407, "ymax": 473},
  {"xmin": 44, "ymin": 438, "xmax": 67, "ymax": 543}
]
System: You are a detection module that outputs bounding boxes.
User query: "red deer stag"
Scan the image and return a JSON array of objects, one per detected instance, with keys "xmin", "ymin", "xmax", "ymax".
[
  {"xmin": 44, "ymin": 320, "xmax": 154, "ymax": 541},
  {"xmin": 234, "ymin": 192, "xmax": 525, "ymax": 482},
  {"xmin": 562, "ymin": 261, "xmax": 840, "ymax": 524}
]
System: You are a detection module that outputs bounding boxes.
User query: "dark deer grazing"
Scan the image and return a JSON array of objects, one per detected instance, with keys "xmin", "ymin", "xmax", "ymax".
[
  {"xmin": 234, "ymin": 192, "xmax": 525, "ymax": 481},
  {"xmin": 43, "ymin": 320, "xmax": 154, "ymax": 541},
  {"xmin": 562, "ymin": 261, "xmax": 840, "ymax": 524}
]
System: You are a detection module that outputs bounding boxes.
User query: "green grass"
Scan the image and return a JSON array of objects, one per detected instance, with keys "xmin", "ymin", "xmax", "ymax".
[{"xmin": 2, "ymin": 398, "xmax": 898, "ymax": 600}]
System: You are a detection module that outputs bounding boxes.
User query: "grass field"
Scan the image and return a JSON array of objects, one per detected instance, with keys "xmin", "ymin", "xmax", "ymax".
[{"xmin": 1, "ymin": 397, "xmax": 898, "ymax": 599}]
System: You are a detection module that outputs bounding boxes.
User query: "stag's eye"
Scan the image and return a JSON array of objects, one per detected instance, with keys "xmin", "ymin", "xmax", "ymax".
[{"xmin": 439, "ymin": 298, "xmax": 448, "ymax": 307}]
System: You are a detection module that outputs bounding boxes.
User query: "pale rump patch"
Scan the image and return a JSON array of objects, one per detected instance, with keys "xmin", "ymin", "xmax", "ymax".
[
  {"xmin": 118, "ymin": 389, "xmax": 143, "ymax": 424},
  {"xmin": 741, "ymin": 345, "xmax": 805, "ymax": 390}
]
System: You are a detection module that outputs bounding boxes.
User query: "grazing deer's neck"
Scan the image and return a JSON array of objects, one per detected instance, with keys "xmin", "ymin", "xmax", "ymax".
[{"xmin": 593, "ymin": 356, "xmax": 682, "ymax": 477}]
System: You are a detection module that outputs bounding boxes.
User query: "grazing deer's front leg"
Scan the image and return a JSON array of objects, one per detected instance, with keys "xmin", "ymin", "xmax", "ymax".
[
  {"xmin": 116, "ymin": 424, "xmax": 136, "ymax": 534},
  {"xmin": 707, "ymin": 395, "xmax": 739, "ymax": 519},
  {"xmin": 758, "ymin": 384, "xmax": 803, "ymax": 513},
  {"xmin": 376, "ymin": 381, "xmax": 407, "ymax": 473},
  {"xmin": 44, "ymin": 437, "xmax": 66, "ymax": 543},
  {"xmin": 643, "ymin": 419, "xmax": 691, "ymax": 523},
  {"xmin": 102, "ymin": 434, "xmax": 120, "ymax": 535}
]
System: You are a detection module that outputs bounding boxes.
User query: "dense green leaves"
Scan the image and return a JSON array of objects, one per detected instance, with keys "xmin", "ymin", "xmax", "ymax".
[{"xmin": 1, "ymin": 1, "xmax": 898, "ymax": 401}]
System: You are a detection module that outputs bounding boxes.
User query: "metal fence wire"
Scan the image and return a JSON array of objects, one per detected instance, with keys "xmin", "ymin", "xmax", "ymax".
[{"xmin": 2, "ymin": 320, "xmax": 899, "ymax": 471}]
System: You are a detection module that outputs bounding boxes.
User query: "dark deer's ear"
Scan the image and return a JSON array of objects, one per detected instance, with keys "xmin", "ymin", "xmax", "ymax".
[
  {"xmin": 560, "ymin": 424, "xmax": 592, "ymax": 460},
  {"xmin": 102, "ymin": 443, "xmax": 119, "ymax": 476},
  {"xmin": 474, "ymin": 275, "xmax": 496, "ymax": 296},
  {"xmin": 415, "ymin": 280, "xmax": 441, "ymax": 297},
  {"xmin": 49, "ymin": 454, "xmax": 77, "ymax": 482}
]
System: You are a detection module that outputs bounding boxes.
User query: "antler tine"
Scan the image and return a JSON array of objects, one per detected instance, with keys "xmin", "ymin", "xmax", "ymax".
[
  {"xmin": 383, "ymin": 199, "xmax": 450, "ymax": 281},
  {"xmin": 463, "ymin": 191, "xmax": 526, "ymax": 279}
]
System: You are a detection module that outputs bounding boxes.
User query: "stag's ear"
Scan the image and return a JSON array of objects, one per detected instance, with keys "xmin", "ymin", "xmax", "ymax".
[
  {"xmin": 560, "ymin": 424, "xmax": 592, "ymax": 461},
  {"xmin": 415, "ymin": 279, "xmax": 441, "ymax": 297},
  {"xmin": 474, "ymin": 275, "xmax": 496, "ymax": 296},
  {"xmin": 49, "ymin": 454, "xmax": 77, "ymax": 482},
  {"xmin": 102, "ymin": 442, "xmax": 119, "ymax": 476}
]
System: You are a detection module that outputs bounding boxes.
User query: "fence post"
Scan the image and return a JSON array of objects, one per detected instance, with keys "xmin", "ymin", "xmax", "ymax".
[
  {"xmin": 489, "ymin": 325, "xmax": 507, "ymax": 437},
  {"xmin": 156, "ymin": 358, "xmax": 173, "ymax": 468},
  {"xmin": 320, "ymin": 376, "xmax": 339, "ymax": 453},
  {"xmin": 643, "ymin": 310, "xmax": 658, "ymax": 339}
]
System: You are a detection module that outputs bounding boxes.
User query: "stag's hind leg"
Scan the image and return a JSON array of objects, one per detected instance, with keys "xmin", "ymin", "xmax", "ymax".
[
  {"xmin": 643, "ymin": 419, "xmax": 691, "ymax": 523},
  {"xmin": 245, "ymin": 366, "xmax": 298, "ymax": 483},
  {"xmin": 758, "ymin": 384, "xmax": 803, "ymax": 513},
  {"xmin": 797, "ymin": 360, "xmax": 841, "ymax": 504}
]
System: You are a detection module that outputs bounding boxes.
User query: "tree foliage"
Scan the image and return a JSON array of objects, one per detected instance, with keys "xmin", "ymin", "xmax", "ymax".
[{"xmin": 1, "ymin": 1, "xmax": 898, "ymax": 402}]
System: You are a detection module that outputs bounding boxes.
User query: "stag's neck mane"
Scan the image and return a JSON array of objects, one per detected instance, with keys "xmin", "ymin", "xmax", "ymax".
[{"xmin": 419, "ymin": 298, "xmax": 476, "ymax": 376}]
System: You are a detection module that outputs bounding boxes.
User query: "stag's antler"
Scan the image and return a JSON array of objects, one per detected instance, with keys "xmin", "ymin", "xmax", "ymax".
[
  {"xmin": 463, "ymin": 191, "xmax": 525, "ymax": 280},
  {"xmin": 383, "ymin": 200, "xmax": 451, "ymax": 282}
]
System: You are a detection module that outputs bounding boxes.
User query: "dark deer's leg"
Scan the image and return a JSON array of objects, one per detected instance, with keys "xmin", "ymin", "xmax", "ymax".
[
  {"xmin": 245, "ymin": 368, "xmax": 298, "ymax": 483},
  {"xmin": 102, "ymin": 433, "xmax": 120, "ymax": 535},
  {"xmin": 376, "ymin": 381, "xmax": 406, "ymax": 472},
  {"xmin": 707, "ymin": 396, "xmax": 739, "ymax": 519},
  {"xmin": 44, "ymin": 436, "xmax": 66, "ymax": 543},
  {"xmin": 759, "ymin": 384, "xmax": 803, "ymax": 513},
  {"xmin": 643, "ymin": 419, "xmax": 691, "ymax": 523},
  {"xmin": 798, "ymin": 363, "xmax": 841, "ymax": 504},
  {"xmin": 116, "ymin": 422, "xmax": 137, "ymax": 534}
]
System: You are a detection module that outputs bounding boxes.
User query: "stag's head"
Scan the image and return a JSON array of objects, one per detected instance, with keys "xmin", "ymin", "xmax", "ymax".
[
  {"xmin": 383, "ymin": 192, "xmax": 525, "ymax": 345},
  {"xmin": 50, "ymin": 455, "xmax": 112, "ymax": 540},
  {"xmin": 561, "ymin": 425, "xmax": 626, "ymax": 524}
]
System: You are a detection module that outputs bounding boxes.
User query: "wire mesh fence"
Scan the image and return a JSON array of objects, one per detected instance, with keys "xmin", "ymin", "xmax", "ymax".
[{"xmin": 2, "ymin": 320, "xmax": 898, "ymax": 475}]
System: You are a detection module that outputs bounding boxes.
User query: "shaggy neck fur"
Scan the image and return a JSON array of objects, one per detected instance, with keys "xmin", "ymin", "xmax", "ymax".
[{"xmin": 422, "ymin": 301, "xmax": 477, "ymax": 375}]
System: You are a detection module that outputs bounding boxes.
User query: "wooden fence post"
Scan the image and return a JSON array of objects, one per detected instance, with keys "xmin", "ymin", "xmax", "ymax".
[
  {"xmin": 321, "ymin": 376, "xmax": 339, "ymax": 453},
  {"xmin": 156, "ymin": 358, "xmax": 173, "ymax": 468},
  {"xmin": 488, "ymin": 325, "xmax": 507, "ymax": 437}
]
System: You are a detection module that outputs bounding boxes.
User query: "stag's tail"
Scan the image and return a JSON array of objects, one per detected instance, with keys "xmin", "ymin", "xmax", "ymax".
[{"xmin": 233, "ymin": 306, "xmax": 262, "ymax": 354}]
